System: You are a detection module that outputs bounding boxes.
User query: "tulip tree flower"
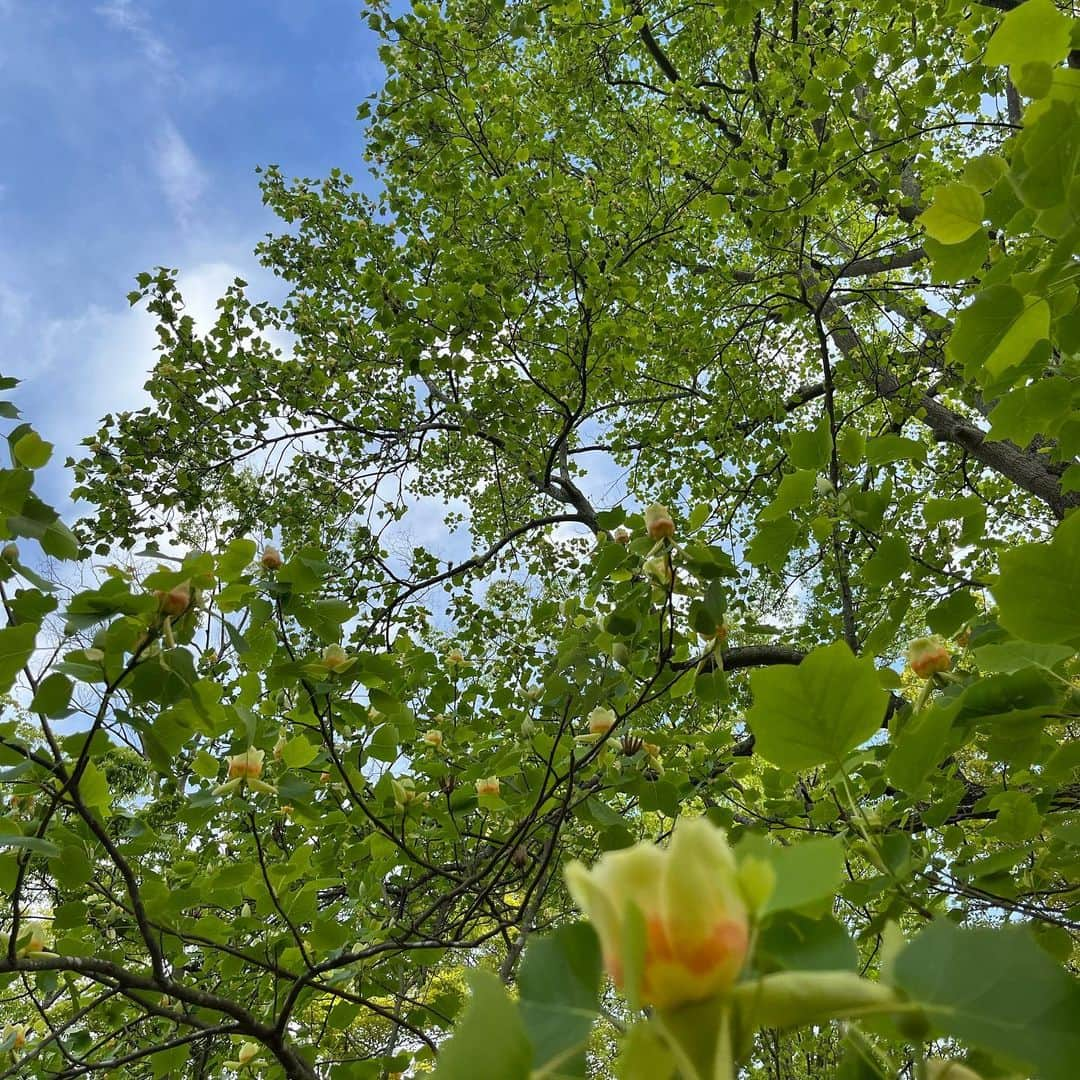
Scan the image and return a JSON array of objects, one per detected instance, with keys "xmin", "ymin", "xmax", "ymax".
[
  {"xmin": 565, "ymin": 818, "xmax": 750, "ymax": 1010},
  {"xmin": 446, "ymin": 647, "xmax": 465, "ymax": 666},
  {"xmin": 475, "ymin": 776, "xmax": 500, "ymax": 797},
  {"xmin": 214, "ymin": 748, "xmax": 276, "ymax": 796},
  {"xmin": 588, "ymin": 706, "xmax": 616, "ymax": 736},
  {"xmin": 421, "ymin": 729, "xmax": 443, "ymax": 749},
  {"xmin": 321, "ymin": 643, "xmax": 355, "ymax": 673},
  {"xmin": 224, "ymin": 1041, "xmax": 262, "ymax": 1069},
  {"xmin": 907, "ymin": 635, "xmax": 952, "ymax": 678},
  {"xmin": 14, "ymin": 921, "xmax": 49, "ymax": 958},
  {"xmin": 645, "ymin": 502, "xmax": 676, "ymax": 542}
]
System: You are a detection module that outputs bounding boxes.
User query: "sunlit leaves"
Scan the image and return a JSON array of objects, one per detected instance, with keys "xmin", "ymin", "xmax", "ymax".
[
  {"xmin": 995, "ymin": 512, "xmax": 1080, "ymax": 645},
  {"xmin": 917, "ymin": 184, "xmax": 985, "ymax": 244}
]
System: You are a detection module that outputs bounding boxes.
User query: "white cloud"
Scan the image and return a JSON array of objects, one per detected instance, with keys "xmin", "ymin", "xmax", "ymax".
[
  {"xmin": 152, "ymin": 120, "xmax": 207, "ymax": 229},
  {"xmin": 95, "ymin": 0, "xmax": 174, "ymax": 78}
]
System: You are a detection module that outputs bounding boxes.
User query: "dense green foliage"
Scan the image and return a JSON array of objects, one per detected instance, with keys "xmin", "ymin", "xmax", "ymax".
[{"xmin": 1, "ymin": 0, "xmax": 1079, "ymax": 1076}]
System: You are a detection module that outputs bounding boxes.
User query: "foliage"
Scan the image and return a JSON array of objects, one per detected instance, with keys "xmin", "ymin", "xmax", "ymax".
[{"xmin": 1, "ymin": 0, "xmax": 1079, "ymax": 1077}]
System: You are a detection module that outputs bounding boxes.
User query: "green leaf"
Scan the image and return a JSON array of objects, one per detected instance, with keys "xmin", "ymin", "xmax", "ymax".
[
  {"xmin": 519, "ymin": 923, "xmax": 601, "ymax": 1078},
  {"xmin": 758, "ymin": 835, "xmax": 847, "ymax": 916},
  {"xmin": 946, "ymin": 286, "xmax": 1051, "ymax": 384},
  {"xmin": 864, "ymin": 435, "xmax": 927, "ymax": 466},
  {"xmin": 864, "ymin": 536, "xmax": 911, "ymax": 588},
  {"xmin": 995, "ymin": 511, "xmax": 1080, "ymax": 645},
  {"xmin": 12, "ymin": 431, "xmax": 53, "ymax": 470},
  {"xmin": 615, "ymin": 1022, "xmax": 675, "ymax": 1080},
  {"xmin": 973, "ymin": 640, "xmax": 1074, "ymax": 674},
  {"xmin": 925, "ymin": 230, "xmax": 988, "ymax": 284},
  {"xmin": 759, "ymin": 470, "xmax": 816, "ymax": 521},
  {"xmin": 917, "ymin": 184, "xmax": 985, "ymax": 244},
  {"xmin": 987, "ymin": 379, "xmax": 1073, "ymax": 446},
  {"xmin": 191, "ymin": 750, "xmax": 220, "ymax": 779},
  {"xmin": 79, "ymin": 760, "xmax": 112, "ymax": 812},
  {"xmin": 983, "ymin": 0, "xmax": 1072, "ymax": 69},
  {"xmin": 0, "ymin": 623, "xmax": 37, "ymax": 695},
  {"xmin": 0, "ymin": 835, "xmax": 61, "ymax": 857},
  {"xmin": 282, "ymin": 736, "xmax": 319, "ymax": 769},
  {"xmin": 30, "ymin": 673, "xmax": 73, "ymax": 717},
  {"xmin": 758, "ymin": 912, "xmax": 858, "ymax": 972},
  {"xmin": 892, "ymin": 922, "xmax": 1080, "ymax": 1080},
  {"xmin": 432, "ymin": 969, "xmax": 532, "ymax": 1080},
  {"xmin": 788, "ymin": 419, "xmax": 832, "ymax": 470},
  {"xmin": 746, "ymin": 518, "xmax": 801, "ymax": 574},
  {"xmin": 747, "ymin": 642, "xmax": 889, "ymax": 770},
  {"xmin": 886, "ymin": 703, "xmax": 956, "ymax": 793}
]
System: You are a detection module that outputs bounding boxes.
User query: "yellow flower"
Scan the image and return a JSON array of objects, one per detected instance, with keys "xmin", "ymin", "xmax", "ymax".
[
  {"xmin": 2, "ymin": 1025, "xmax": 26, "ymax": 1051},
  {"xmin": 447, "ymin": 647, "xmax": 465, "ymax": 666},
  {"xmin": 16, "ymin": 921, "xmax": 49, "ymax": 957},
  {"xmin": 644, "ymin": 503, "xmax": 675, "ymax": 541},
  {"xmin": 587, "ymin": 706, "xmax": 617, "ymax": 736},
  {"xmin": 475, "ymin": 776, "xmax": 500, "ymax": 797},
  {"xmin": 260, "ymin": 546, "xmax": 283, "ymax": 571},
  {"xmin": 227, "ymin": 747, "xmax": 265, "ymax": 781},
  {"xmin": 643, "ymin": 554, "xmax": 672, "ymax": 586},
  {"xmin": 906, "ymin": 635, "xmax": 951, "ymax": 678},
  {"xmin": 422, "ymin": 729, "xmax": 443, "ymax": 748},
  {"xmin": 321, "ymin": 644, "xmax": 352, "ymax": 672},
  {"xmin": 565, "ymin": 818, "xmax": 749, "ymax": 1009}
]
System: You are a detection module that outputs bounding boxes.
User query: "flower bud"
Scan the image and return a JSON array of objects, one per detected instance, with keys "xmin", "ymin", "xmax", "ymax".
[
  {"xmin": 644, "ymin": 503, "xmax": 675, "ymax": 541},
  {"xmin": 240, "ymin": 902, "xmax": 252, "ymax": 919},
  {"xmin": 564, "ymin": 818, "xmax": 749, "ymax": 1009},
  {"xmin": 524, "ymin": 684, "xmax": 543, "ymax": 701},
  {"xmin": 906, "ymin": 635, "xmax": 951, "ymax": 679},
  {"xmin": 422, "ymin": 729, "xmax": 443, "ymax": 749},
  {"xmin": 272, "ymin": 729, "xmax": 287, "ymax": 761},
  {"xmin": 611, "ymin": 525, "xmax": 632, "ymax": 544},
  {"xmin": 392, "ymin": 777, "xmax": 418, "ymax": 808},
  {"xmin": 511, "ymin": 844, "xmax": 529, "ymax": 869},
  {"xmin": 237, "ymin": 1041, "xmax": 260, "ymax": 1065},
  {"xmin": 611, "ymin": 642, "xmax": 631, "ymax": 667},
  {"xmin": 587, "ymin": 706, "xmax": 617, "ymax": 736},
  {"xmin": 814, "ymin": 475, "xmax": 835, "ymax": 496},
  {"xmin": 227, "ymin": 747, "xmax": 265, "ymax": 781},
  {"xmin": 260, "ymin": 546, "xmax": 284, "ymax": 571},
  {"xmin": 1, "ymin": 544, "xmax": 18, "ymax": 562},
  {"xmin": 476, "ymin": 776, "xmax": 500, "ymax": 797},
  {"xmin": 155, "ymin": 581, "xmax": 192, "ymax": 617},
  {"xmin": 520, "ymin": 718, "xmax": 536, "ymax": 737}
]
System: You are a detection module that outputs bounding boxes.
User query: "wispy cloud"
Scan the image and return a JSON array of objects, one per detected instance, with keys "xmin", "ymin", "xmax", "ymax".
[
  {"xmin": 94, "ymin": 0, "xmax": 174, "ymax": 79},
  {"xmin": 152, "ymin": 119, "xmax": 207, "ymax": 228}
]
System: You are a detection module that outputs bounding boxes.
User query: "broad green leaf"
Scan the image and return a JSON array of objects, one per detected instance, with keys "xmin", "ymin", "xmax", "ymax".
[
  {"xmin": 758, "ymin": 912, "xmax": 858, "ymax": 972},
  {"xmin": 972, "ymin": 641, "xmax": 1074, "ymax": 674},
  {"xmin": 29, "ymin": 672, "xmax": 73, "ymax": 717},
  {"xmin": 747, "ymin": 642, "xmax": 889, "ymax": 770},
  {"xmin": 759, "ymin": 470, "xmax": 816, "ymax": 521},
  {"xmin": 79, "ymin": 760, "xmax": 112, "ymax": 811},
  {"xmin": 893, "ymin": 922, "xmax": 1080, "ymax": 1080},
  {"xmin": 995, "ymin": 512, "xmax": 1080, "ymax": 645},
  {"xmin": 754, "ymin": 834, "xmax": 847, "ymax": 916},
  {"xmin": 886, "ymin": 703, "xmax": 956, "ymax": 793},
  {"xmin": 615, "ymin": 1022, "xmax": 675, "ymax": 1080},
  {"xmin": 987, "ymin": 379, "xmax": 1072, "ymax": 446},
  {"xmin": 519, "ymin": 923, "xmax": 601, "ymax": 1078},
  {"xmin": 864, "ymin": 435, "xmax": 926, "ymax": 466},
  {"xmin": 788, "ymin": 418, "xmax": 832, "ymax": 470},
  {"xmin": 925, "ymin": 230, "xmax": 988, "ymax": 284},
  {"xmin": 281, "ymin": 735, "xmax": 319, "ymax": 769},
  {"xmin": 983, "ymin": 0, "xmax": 1072, "ymax": 69},
  {"xmin": 917, "ymin": 184, "xmax": 984, "ymax": 244},
  {"xmin": 746, "ymin": 517, "xmax": 801, "ymax": 574},
  {"xmin": 432, "ymin": 970, "xmax": 532, "ymax": 1080},
  {"xmin": 946, "ymin": 286, "xmax": 1050, "ymax": 384},
  {"xmin": 0, "ymin": 623, "xmax": 37, "ymax": 695},
  {"xmin": 0, "ymin": 835, "xmax": 61, "ymax": 857},
  {"xmin": 12, "ymin": 431, "xmax": 52, "ymax": 470}
]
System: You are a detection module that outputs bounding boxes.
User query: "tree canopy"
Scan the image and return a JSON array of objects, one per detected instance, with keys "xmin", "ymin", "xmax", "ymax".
[{"xmin": 1, "ymin": 0, "xmax": 1079, "ymax": 1077}]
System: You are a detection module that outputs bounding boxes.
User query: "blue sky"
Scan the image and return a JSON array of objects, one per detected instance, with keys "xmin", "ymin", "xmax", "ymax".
[{"xmin": 0, "ymin": 0, "xmax": 384, "ymax": 509}]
